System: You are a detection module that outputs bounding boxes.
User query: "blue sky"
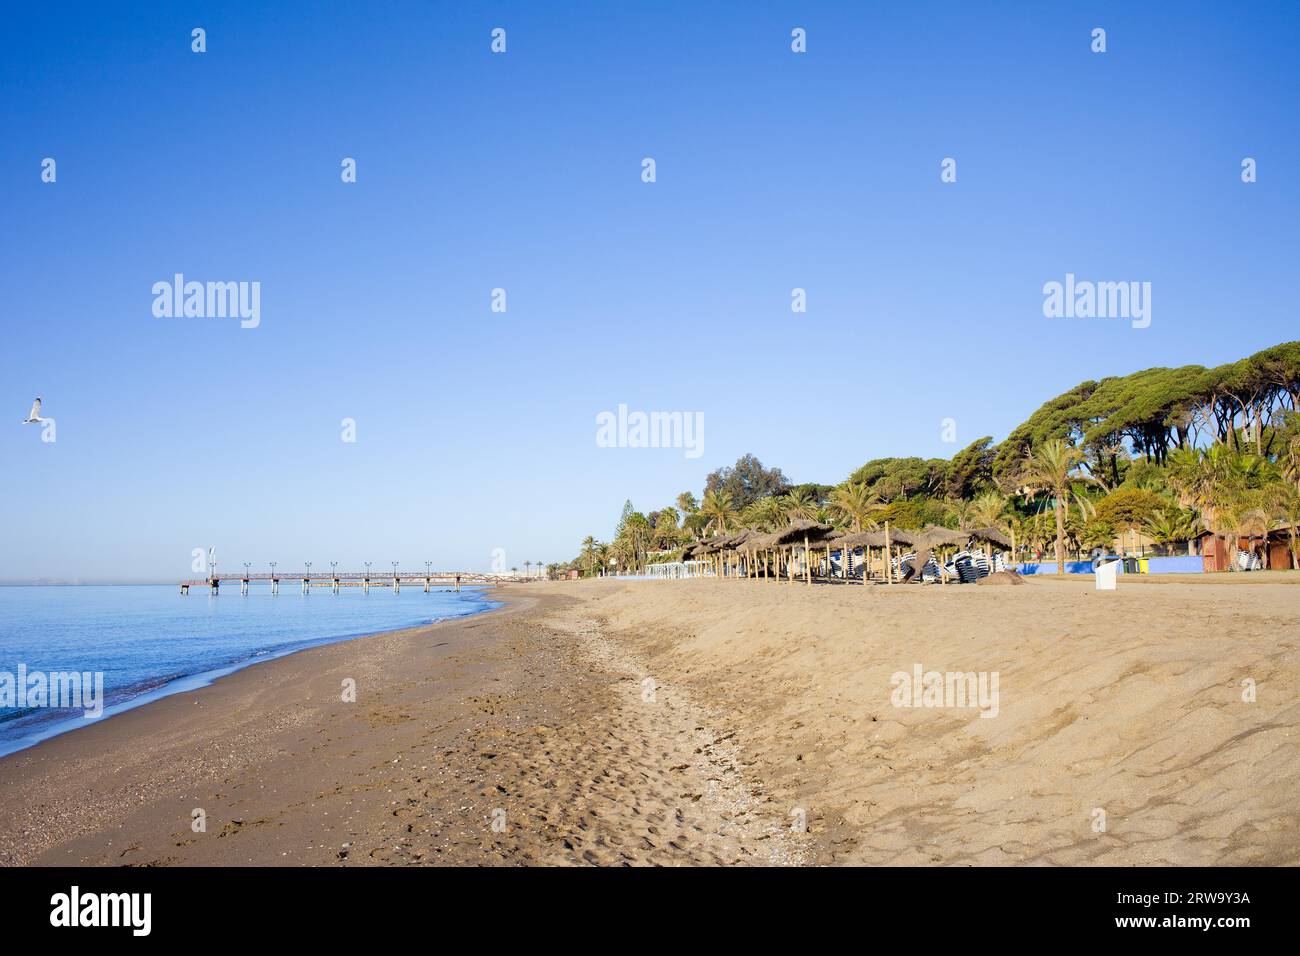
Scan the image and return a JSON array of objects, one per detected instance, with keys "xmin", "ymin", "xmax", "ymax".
[{"xmin": 2, "ymin": 1, "xmax": 1297, "ymax": 580}]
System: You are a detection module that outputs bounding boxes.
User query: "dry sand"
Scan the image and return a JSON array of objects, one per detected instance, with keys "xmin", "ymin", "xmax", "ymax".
[{"xmin": 1, "ymin": 575, "xmax": 1295, "ymax": 866}]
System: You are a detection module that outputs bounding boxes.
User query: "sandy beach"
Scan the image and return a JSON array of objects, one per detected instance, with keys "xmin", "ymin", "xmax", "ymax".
[{"xmin": 1, "ymin": 576, "xmax": 1296, "ymax": 867}]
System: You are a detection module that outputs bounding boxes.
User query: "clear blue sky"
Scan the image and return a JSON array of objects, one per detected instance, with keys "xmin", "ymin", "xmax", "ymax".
[{"xmin": 3, "ymin": 1, "xmax": 1297, "ymax": 581}]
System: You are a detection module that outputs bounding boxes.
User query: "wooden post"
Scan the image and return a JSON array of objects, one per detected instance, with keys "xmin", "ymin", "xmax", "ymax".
[
  {"xmin": 884, "ymin": 521, "xmax": 893, "ymax": 585},
  {"xmin": 803, "ymin": 535, "xmax": 812, "ymax": 586}
]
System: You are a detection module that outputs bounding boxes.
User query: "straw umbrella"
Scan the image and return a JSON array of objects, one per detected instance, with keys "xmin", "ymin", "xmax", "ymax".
[
  {"xmin": 737, "ymin": 529, "xmax": 771, "ymax": 579},
  {"xmin": 823, "ymin": 529, "xmax": 847, "ymax": 581},
  {"xmin": 877, "ymin": 525, "xmax": 920, "ymax": 583},
  {"xmin": 967, "ymin": 527, "xmax": 1013, "ymax": 569},
  {"xmin": 687, "ymin": 537, "xmax": 719, "ymax": 576},
  {"xmin": 839, "ymin": 529, "xmax": 881, "ymax": 584},
  {"xmin": 708, "ymin": 533, "xmax": 736, "ymax": 577},
  {"xmin": 728, "ymin": 529, "xmax": 757, "ymax": 579},
  {"xmin": 908, "ymin": 526, "xmax": 967, "ymax": 583},
  {"xmin": 769, "ymin": 519, "xmax": 834, "ymax": 587},
  {"xmin": 746, "ymin": 531, "xmax": 780, "ymax": 581}
]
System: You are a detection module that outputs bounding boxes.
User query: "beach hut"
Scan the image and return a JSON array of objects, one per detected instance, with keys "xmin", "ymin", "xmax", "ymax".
[{"xmin": 1267, "ymin": 522, "xmax": 1299, "ymax": 570}]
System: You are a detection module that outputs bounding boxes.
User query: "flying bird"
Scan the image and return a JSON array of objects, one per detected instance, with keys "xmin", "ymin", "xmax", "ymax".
[{"xmin": 21, "ymin": 397, "xmax": 46, "ymax": 424}]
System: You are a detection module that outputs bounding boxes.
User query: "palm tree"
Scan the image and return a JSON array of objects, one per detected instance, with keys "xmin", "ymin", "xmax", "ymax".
[
  {"xmin": 1018, "ymin": 439, "xmax": 1092, "ymax": 574},
  {"xmin": 1212, "ymin": 492, "xmax": 1270, "ymax": 571},
  {"xmin": 1168, "ymin": 446, "xmax": 1275, "ymax": 571},
  {"xmin": 682, "ymin": 509, "xmax": 711, "ymax": 539},
  {"xmin": 523, "ymin": 560, "xmax": 531, "ymax": 578},
  {"xmin": 944, "ymin": 497, "xmax": 977, "ymax": 531},
  {"xmin": 1282, "ymin": 432, "xmax": 1300, "ymax": 490},
  {"xmin": 1142, "ymin": 506, "xmax": 1202, "ymax": 556},
  {"xmin": 831, "ymin": 482, "xmax": 882, "ymax": 532},
  {"xmin": 1267, "ymin": 481, "xmax": 1300, "ymax": 569},
  {"xmin": 609, "ymin": 536, "xmax": 635, "ymax": 574},
  {"xmin": 745, "ymin": 495, "xmax": 785, "ymax": 532},
  {"xmin": 620, "ymin": 513, "xmax": 652, "ymax": 572},
  {"xmin": 970, "ymin": 492, "xmax": 1009, "ymax": 530},
  {"xmin": 580, "ymin": 536, "xmax": 598, "ymax": 577},
  {"xmin": 699, "ymin": 489, "xmax": 738, "ymax": 536},
  {"xmin": 780, "ymin": 489, "xmax": 817, "ymax": 523},
  {"xmin": 652, "ymin": 510, "xmax": 682, "ymax": 550}
]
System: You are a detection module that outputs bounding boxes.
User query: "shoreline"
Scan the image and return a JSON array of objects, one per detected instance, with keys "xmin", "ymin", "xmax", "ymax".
[
  {"xmin": 3, "ymin": 576, "xmax": 1295, "ymax": 866},
  {"xmin": 0, "ymin": 585, "xmax": 805, "ymax": 866},
  {"xmin": 0, "ymin": 589, "xmax": 535, "ymax": 866},
  {"xmin": 0, "ymin": 587, "xmax": 502, "ymax": 760}
]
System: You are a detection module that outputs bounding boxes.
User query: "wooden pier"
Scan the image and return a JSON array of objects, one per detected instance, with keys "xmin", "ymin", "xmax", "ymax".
[{"xmin": 179, "ymin": 570, "xmax": 513, "ymax": 595}]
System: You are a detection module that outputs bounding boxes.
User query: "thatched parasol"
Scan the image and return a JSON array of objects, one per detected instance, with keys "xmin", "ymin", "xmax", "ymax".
[
  {"xmin": 967, "ymin": 527, "xmax": 1012, "ymax": 548},
  {"xmin": 768, "ymin": 520, "xmax": 834, "ymax": 586},
  {"xmin": 912, "ymin": 526, "xmax": 968, "ymax": 550},
  {"xmin": 682, "ymin": 540, "xmax": 712, "ymax": 559},
  {"xmin": 769, "ymin": 519, "xmax": 835, "ymax": 547},
  {"xmin": 896, "ymin": 526, "xmax": 964, "ymax": 584},
  {"xmin": 841, "ymin": 530, "xmax": 886, "ymax": 548},
  {"xmin": 881, "ymin": 527, "xmax": 917, "ymax": 548}
]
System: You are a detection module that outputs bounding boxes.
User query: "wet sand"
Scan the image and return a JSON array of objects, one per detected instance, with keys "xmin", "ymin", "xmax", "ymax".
[
  {"xmin": 0, "ymin": 588, "xmax": 802, "ymax": 866},
  {"xmin": 1, "ymin": 575, "xmax": 1295, "ymax": 866}
]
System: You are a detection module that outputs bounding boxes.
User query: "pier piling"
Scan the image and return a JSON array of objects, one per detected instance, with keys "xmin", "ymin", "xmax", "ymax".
[{"xmin": 181, "ymin": 569, "xmax": 507, "ymax": 594}]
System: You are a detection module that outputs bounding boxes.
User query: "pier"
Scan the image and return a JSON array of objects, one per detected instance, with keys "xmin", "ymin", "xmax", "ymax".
[{"xmin": 179, "ymin": 570, "xmax": 512, "ymax": 595}]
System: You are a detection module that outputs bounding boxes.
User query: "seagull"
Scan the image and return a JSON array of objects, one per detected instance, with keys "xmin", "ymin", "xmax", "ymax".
[{"xmin": 21, "ymin": 397, "xmax": 46, "ymax": 424}]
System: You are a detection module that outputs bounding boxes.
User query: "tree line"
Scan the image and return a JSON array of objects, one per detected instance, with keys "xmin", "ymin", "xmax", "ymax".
[{"xmin": 550, "ymin": 341, "xmax": 1300, "ymax": 578}]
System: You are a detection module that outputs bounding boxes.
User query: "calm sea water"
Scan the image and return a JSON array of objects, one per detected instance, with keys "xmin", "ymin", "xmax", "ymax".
[{"xmin": 0, "ymin": 584, "xmax": 500, "ymax": 757}]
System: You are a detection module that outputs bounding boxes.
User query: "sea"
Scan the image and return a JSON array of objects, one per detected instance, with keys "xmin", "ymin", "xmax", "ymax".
[{"xmin": 0, "ymin": 584, "xmax": 500, "ymax": 757}]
